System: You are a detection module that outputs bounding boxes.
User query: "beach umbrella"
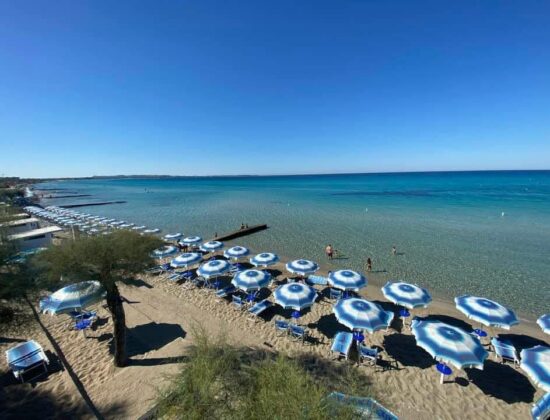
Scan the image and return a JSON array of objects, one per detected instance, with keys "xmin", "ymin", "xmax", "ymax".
[
  {"xmin": 537, "ymin": 314, "xmax": 550, "ymax": 335},
  {"xmin": 520, "ymin": 346, "xmax": 550, "ymax": 392},
  {"xmin": 411, "ymin": 319, "xmax": 488, "ymax": 372},
  {"xmin": 151, "ymin": 245, "xmax": 178, "ymax": 259},
  {"xmin": 40, "ymin": 281, "xmax": 106, "ymax": 315},
  {"xmin": 333, "ymin": 298, "xmax": 394, "ymax": 333},
  {"xmin": 232, "ymin": 269, "xmax": 271, "ymax": 292},
  {"xmin": 132, "ymin": 225, "xmax": 147, "ymax": 231},
  {"xmin": 273, "ymin": 283, "xmax": 317, "ymax": 311},
  {"xmin": 224, "ymin": 246, "xmax": 250, "ymax": 260},
  {"xmin": 197, "ymin": 259, "xmax": 230, "ymax": 279},
  {"xmin": 164, "ymin": 232, "xmax": 183, "ymax": 241},
  {"xmin": 142, "ymin": 228, "xmax": 161, "ymax": 234},
  {"xmin": 286, "ymin": 259, "xmax": 319, "ymax": 276},
  {"xmin": 454, "ymin": 295, "xmax": 519, "ymax": 330},
  {"xmin": 382, "ymin": 281, "xmax": 432, "ymax": 309},
  {"xmin": 200, "ymin": 241, "xmax": 224, "ymax": 252},
  {"xmin": 328, "ymin": 270, "xmax": 367, "ymax": 291},
  {"xmin": 250, "ymin": 252, "xmax": 279, "ymax": 267},
  {"xmin": 180, "ymin": 236, "xmax": 202, "ymax": 245},
  {"xmin": 170, "ymin": 252, "xmax": 202, "ymax": 268}
]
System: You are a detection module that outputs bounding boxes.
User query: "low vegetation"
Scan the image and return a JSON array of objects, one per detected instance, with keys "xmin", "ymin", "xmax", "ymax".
[{"xmin": 156, "ymin": 326, "xmax": 375, "ymax": 419}]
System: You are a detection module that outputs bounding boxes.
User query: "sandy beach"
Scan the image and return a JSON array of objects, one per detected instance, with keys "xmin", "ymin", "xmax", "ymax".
[{"xmin": 1, "ymin": 251, "xmax": 547, "ymax": 420}]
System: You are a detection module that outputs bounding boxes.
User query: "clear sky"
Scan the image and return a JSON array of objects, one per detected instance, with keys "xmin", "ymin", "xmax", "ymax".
[{"xmin": 1, "ymin": 1, "xmax": 549, "ymax": 178}]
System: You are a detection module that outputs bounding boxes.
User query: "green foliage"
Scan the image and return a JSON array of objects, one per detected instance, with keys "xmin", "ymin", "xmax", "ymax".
[
  {"xmin": 34, "ymin": 230, "xmax": 163, "ymax": 289},
  {"xmin": 156, "ymin": 328, "xmax": 371, "ymax": 420}
]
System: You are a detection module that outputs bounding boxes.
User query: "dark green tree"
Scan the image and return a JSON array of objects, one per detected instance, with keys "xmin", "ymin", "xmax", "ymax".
[{"xmin": 35, "ymin": 230, "xmax": 162, "ymax": 367}]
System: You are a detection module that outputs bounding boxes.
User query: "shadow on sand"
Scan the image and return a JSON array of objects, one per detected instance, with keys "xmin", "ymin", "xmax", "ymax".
[{"xmin": 467, "ymin": 360, "xmax": 536, "ymax": 403}]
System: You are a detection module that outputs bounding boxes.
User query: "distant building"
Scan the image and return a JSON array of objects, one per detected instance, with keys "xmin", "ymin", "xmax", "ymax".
[
  {"xmin": 8, "ymin": 226, "xmax": 63, "ymax": 251},
  {"xmin": 1, "ymin": 217, "xmax": 40, "ymax": 234}
]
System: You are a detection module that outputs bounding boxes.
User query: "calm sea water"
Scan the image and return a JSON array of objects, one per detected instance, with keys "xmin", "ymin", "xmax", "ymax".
[{"xmin": 37, "ymin": 171, "xmax": 550, "ymax": 318}]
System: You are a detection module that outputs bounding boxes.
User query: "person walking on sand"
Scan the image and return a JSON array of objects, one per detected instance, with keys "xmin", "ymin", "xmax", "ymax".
[
  {"xmin": 392, "ymin": 245, "xmax": 397, "ymax": 256},
  {"xmin": 366, "ymin": 257, "xmax": 372, "ymax": 271},
  {"xmin": 325, "ymin": 244, "xmax": 334, "ymax": 260}
]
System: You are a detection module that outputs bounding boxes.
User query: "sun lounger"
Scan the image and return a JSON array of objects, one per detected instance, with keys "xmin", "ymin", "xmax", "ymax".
[
  {"xmin": 70, "ymin": 310, "xmax": 97, "ymax": 324},
  {"xmin": 167, "ymin": 272, "xmax": 186, "ymax": 282},
  {"xmin": 327, "ymin": 392, "xmax": 399, "ymax": 420},
  {"xmin": 231, "ymin": 295, "xmax": 245, "ymax": 310},
  {"xmin": 146, "ymin": 263, "xmax": 171, "ymax": 275},
  {"xmin": 216, "ymin": 285, "xmax": 236, "ymax": 298},
  {"xmin": 329, "ymin": 288, "xmax": 343, "ymax": 300},
  {"xmin": 6, "ymin": 340, "xmax": 50, "ymax": 382},
  {"xmin": 289, "ymin": 325, "xmax": 309, "ymax": 343},
  {"xmin": 248, "ymin": 299, "xmax": 273, "ymax": 321},
  {"xmin": 359, "ymin": 344, "xmax": 380, "ymax": 366},
  {"xmin": 275, "ymin": 319, "xmax": 290, "ymax": 335},
  {"xmin": 532, "ymin": 393, "xmax": 550, "ymax": 420},
  {"xmin": 330, "ymin": 332, "xmax": 353, "ymax": 360},
  {"xmin": 306, "ymin": 275, "xmax": 328, "ymax": 286},
  {"xmin": 491, "ymin": 337, "xmax": 520, "ymax": 366}
]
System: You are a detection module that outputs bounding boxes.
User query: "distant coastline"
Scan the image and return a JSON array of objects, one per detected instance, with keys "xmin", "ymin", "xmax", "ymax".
[{"xmin": 6, "ymin": 168, "xmax": 550, "ymax": 184}]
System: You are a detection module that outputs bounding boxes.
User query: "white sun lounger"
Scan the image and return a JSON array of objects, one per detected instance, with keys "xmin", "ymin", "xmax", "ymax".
[{"xmin": 6, "ymin": 340, "xmax": 50, "ymax": 382}]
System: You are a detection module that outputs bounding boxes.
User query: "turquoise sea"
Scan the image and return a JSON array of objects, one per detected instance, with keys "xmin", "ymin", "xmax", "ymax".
[{"xmin": 37, "ymin": 171, "xmax": 550, "ymax": 318}]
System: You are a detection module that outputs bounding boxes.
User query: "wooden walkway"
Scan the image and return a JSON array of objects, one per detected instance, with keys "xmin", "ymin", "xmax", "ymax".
[
  {"xmin": 60, "ymin": 201, "xmax": 127, "ymax": 208},
  {"xmin": 211, "ymin": 224, "xmax": 268, "ymax": 242}
]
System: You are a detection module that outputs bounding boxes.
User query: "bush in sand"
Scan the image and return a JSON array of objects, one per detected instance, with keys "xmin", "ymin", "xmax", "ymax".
[{"xmin": 156, "ymin": 326, "xmax": 375, "ymax": 419}]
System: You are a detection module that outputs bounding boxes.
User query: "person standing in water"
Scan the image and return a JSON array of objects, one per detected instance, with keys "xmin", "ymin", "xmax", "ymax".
[
  {"xmin": 366, "ymin": 257, "xmax": 372, "ymax": 271},
  {"xmin": 392, "ymin": 245, "xmax": 397, "ymax": 256},
  {"xmin": 325, "ymin": 244, "xmax": 334, "ymax": 259}
]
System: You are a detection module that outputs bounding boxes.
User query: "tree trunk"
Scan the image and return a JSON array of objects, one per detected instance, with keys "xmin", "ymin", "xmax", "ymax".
[{"xmin": 105, "ymin": 283, "xmax": 127, "ymax": 367}]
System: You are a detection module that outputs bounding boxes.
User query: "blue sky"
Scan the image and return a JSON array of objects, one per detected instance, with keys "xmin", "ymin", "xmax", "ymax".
[{"xmin": 1, "ymin": 0, "xmax": 549, "ymax": 177}]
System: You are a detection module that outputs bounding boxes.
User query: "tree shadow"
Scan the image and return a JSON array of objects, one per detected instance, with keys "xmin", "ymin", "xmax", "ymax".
[
  {"xmin": 383, "ymin": 333, "xmax": 433, "ymax": 369},
  {"xmin": 125, "ymin": 278, "xmax": 153, "ymax": 289},
  {"xmin": 128, "ymin": 355, "xmax": 189, "ymax": 367},
  {"xmin": 466, "ymin": 360, "xmax": 536, "ymax": 403},
  {"xmin": 122, "ymin": 322, "xmax": 187, "ymax": 358}
]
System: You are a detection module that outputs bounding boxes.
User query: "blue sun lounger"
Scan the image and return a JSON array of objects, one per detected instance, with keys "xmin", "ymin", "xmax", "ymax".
[
  {"xmin": 532, "ymin": 393, "xmax": 550, "ymax": 420},
  {"xmin": 359, "ymin": 344, "xmax": 380, "ymax": 366},
  {"xmin": 6, "ymin": 340, "xmax": 50, "ymax": 383},
  {"xmin": 248, "ymin": 299, "xmax": 273, "ymax": 320},
  {"xmin": 330, "ymin": 332, "xmax": 354, "ymax": 360},
  {"xmin": 275, "ymin": 319, "xmax": 290, "ymax": 335},
  {"xmin": 328, "ymin": 392, "xmax": 399, "ymax": 420},
  {"xmin": 306, "ymin": 275, "xmax": 328, "ymax": 286},
  {"xmin": 216, "ymin": 285, "xmax": 236, "ymax": 298}
]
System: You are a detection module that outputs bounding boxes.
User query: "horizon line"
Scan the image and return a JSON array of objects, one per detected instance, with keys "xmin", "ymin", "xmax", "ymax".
[{"xmin": 6, "ymin": 168, "xmax": 550, "ymax": 181}]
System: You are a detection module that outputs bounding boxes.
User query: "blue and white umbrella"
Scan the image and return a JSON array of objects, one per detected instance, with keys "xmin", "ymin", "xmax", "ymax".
[
  {"xmin": 286, "ymin": 259, "xmax": 319, "ymax": 276},
  {"xmin": 273, "ymin": 283, "xmax": 317, "ymax": 311},
  {"xmin": 143, "ymin": 228, "xmax": 161, "ymax": 234},
  {"xmin": 151, "ymin": 245, "xmax": 178, "ymax": 259},
  {"xmin": 455, "ymin": 295, "xmax": 519, "ymax": 330},
  {"xmin": 164, "ymin": 232, "xmax": 183, "ymax": 241},
  {"xmin": 537, "ymin": 314, "xmax": 550, "ymax": 335},
  {"xmin": 200, "ymin": 241, "xmax": 224, "ymax": 252},
  {"xmin": 170, "ymin": 252, "xmax": 202, "ymax": 268},
  {"xmin": 180, "ymin": 236, "xmax": 202, "ymax": 245},
  {"xmin": 197, "ymin": 259, "xmax": 231, "ymax": 279},
  {"xmin": 40, "ymin": 281, "xmax": 106, "ymax": 315},
  {"xmin": 250, "ymin": 252, "xmax": 279, "ymax": 267},
  {"xmin": 333, "ymin": 298, "xmax": 394, "ymax": 333},
  {"xmin": 232, "ymin": 269, "xmax": 271, "ymax": 292},
  {"xmin": 520, "ymin": 346, "xmax": 550, "ymax": 392},
  {"xmin": 382, "ymin": 281, "xmax": 432, "ymax": 309},
  {"xmin": 224, "ymin": 246, "xmax": 250, "ymax": 259},
  {"xmin": 328, "ymin": 270, "xmax": 367, "ymax": 291},
  {"xmin": 411, "ymin": 319, "xmax": 488, "ymax": 370}
]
